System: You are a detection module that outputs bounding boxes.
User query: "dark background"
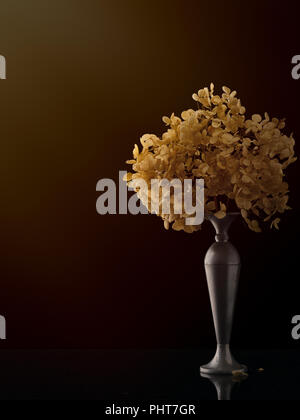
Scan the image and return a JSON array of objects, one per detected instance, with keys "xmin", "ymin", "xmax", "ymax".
[{"xmin": 0, "ymin": 0, "xmax": 299, "ymax": 350}]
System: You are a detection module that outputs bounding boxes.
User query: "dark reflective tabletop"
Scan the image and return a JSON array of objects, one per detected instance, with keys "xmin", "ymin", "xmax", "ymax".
[{"xmin": 0, "ymin": 349, "xmax": 298, "ymax": 400}]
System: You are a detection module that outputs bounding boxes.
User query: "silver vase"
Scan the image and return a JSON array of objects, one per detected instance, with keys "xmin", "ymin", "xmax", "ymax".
[{"xmin": 200, "ymin": 213, "xmax": 247, "ymax": 376}]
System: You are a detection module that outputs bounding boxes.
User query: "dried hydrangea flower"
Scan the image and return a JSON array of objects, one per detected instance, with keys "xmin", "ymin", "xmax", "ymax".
[{"xmin": 125, "ymin": 84, "xmax": 297, "ymax": 233}]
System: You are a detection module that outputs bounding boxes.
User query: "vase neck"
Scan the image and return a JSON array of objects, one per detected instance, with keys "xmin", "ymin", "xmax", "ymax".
[{"xmin": 208, "ymin": 213, "xmax": 239, "ymax": 243}]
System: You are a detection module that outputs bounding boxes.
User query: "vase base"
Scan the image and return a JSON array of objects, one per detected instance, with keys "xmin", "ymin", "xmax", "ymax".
[
  {"xmin": 200, "ymin": 345, "xmax": 247, "ymax": 376},
  {"xmin": 200, "ymin": 364, "xmax": 247, "ymax": 376}
]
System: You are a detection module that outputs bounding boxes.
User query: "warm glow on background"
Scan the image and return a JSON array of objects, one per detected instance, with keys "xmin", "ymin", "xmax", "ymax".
[{"xmin": 0, "ymin": 0, "xmax": 299, "ymax": 349}]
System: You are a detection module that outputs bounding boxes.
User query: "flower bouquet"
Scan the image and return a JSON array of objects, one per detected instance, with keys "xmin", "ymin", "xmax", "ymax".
[{"xmin": 125, "ymin": 84, "xmax": 296, "ymax": 233}]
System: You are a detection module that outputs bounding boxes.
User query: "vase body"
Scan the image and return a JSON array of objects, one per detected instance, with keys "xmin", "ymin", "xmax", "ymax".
[{"xmin": 200, "ymin": 213, "xmax": 247, "ymax": 376}]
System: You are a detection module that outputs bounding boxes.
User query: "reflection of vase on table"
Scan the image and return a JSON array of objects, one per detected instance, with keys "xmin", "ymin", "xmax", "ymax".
[{"xmin": 201, "ymin": 372, "xmax": 247, "ymax": 400}]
